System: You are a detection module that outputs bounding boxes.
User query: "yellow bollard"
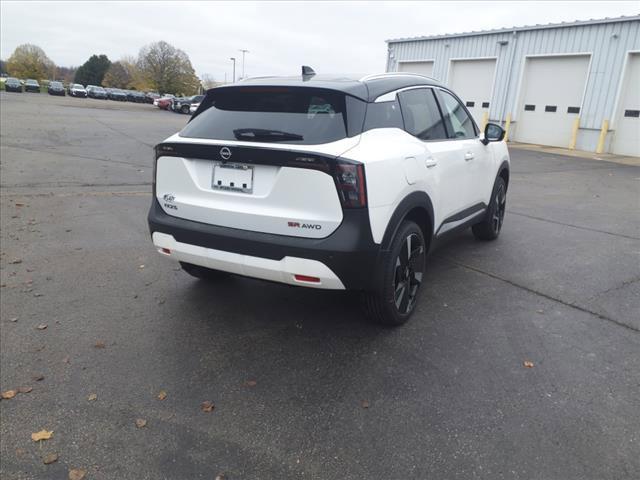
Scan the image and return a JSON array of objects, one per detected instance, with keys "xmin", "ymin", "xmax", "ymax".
[
  {"xmin": 504, "ymin": 113, "xmax": 512, "ymax": 142},
  {"xmin": 481, "ymin": 111, "xmax": 489, "ymax": 131},
  {"xmin": 569, "ymin": 117, "xmax": 580, "ymax": 150},
  {"xmin": 596, "ymin": 119, "xmax": 609, "ymax": 154}
]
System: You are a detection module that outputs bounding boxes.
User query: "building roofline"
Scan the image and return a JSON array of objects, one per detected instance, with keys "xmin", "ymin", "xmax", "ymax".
[{"xmin": 386, "ymin": 14, "xmax": 640, "ymax": 44}]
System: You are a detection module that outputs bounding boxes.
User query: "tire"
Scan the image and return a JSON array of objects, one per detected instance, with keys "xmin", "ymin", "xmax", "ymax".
[
  {"xmin": 472, "ymin": 176, "xmax": 507, "ymax": 241},
  {"xmin": 179, "ymin": 262, "xmax": 229, "ymax": 281},
  {"xmin": 362, "ymin": 221, "xmax": 426, "ymax": 326},
  {"xmin": 181, "ymin": 104, "xmax": 190, "ymax": 114}
]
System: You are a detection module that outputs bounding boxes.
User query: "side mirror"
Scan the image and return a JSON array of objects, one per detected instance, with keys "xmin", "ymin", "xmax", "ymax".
[{"xmin": 481, "ymin": 123, "xmax": 505, "ymax": 145}]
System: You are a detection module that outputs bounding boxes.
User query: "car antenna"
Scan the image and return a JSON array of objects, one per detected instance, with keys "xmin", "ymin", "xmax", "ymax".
[{"xmin": 301, "ymin": 65, "xmax": 316, "ymax": 80}]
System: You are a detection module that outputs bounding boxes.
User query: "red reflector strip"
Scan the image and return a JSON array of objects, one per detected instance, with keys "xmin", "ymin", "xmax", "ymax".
[
  {"xmin": 294, "ymin": 274, "xmax": 320, "ymax": 283},
  {"xmin": 161, "ymin": 248, "xmax": 171, "ymax": 255}
]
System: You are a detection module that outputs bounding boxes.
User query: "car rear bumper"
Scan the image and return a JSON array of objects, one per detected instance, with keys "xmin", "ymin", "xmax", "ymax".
[{"xmin": 148, "ymin": 198, "xmax": 381, "ymax": 290}]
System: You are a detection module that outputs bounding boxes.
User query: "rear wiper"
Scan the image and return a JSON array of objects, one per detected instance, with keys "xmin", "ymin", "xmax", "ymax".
[{"xmin": 233, "ymin": 128, "xmax": 303, "ymax": 142}]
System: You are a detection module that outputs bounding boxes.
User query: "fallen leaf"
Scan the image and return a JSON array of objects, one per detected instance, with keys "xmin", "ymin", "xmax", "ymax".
[
  {"xmin": 33, "ymin": 374, "xmax": 45, "ymax": 381},
  {"xmin": 15, "ymin": 448, "xmax": 27, "ymax": 457},
  {"xmin": 68, "ymin": 468, "xmax": 87, "ymax": 480},
  {"xmin": 139, "ymin": 264, "xmax": 145, "ymax": 269},
  {"xmin": 87, "ymin": 393, "xmax": 97, "ymax": 401},
  {"xmin": 157, "ymin": 390, "xmax": 167, "ymax": 400},
  {"xmin": 34, "ymin": 293, "xmax": 44, "ymax": 297},
  {"xmin": 15, "ymin": 202, "xmax": 25, "ymax": 207},
  {"xmin": 10, "ymin": 317, "xmax": 18, "ymax": 322},
  {"xmin": 2, "ymin": 390, "xmax": 17, "ymax": 399},
  {"xmin": 245, "ymin": 380, "xmax": 257, "ymax": 387},
  {"xmin": 32, "ymin": 429, "xmax": 54, "ymax": 441},
  {"xmin": 94, "ymin": 341, "xmax": 106, "ymax": 349},
  {"xmin": 135, "ymin": 418, "xmax": 147, "ymax": 428},
  {"xmin": 18, "ymin": 386, "xmax": 33, "ymax": 393},
  {"xmin": 36, "ymin": 324, "xmax": 47, "ymax": 330},
  {"xmin": 201, "ymin": 401, "xmax": 215, "ymax": 412},
  {"xmin": 215, "ymin": 474, "xmax": 226, "ymax": 480},
  {"xmin": 524, "ymin": 360, "xmax": 534, "ymax": 368},
  {"xmin": 10, "ymin": 259, "xmax": 22, "ymax": 264},
  {"xmin": 361, "ymin": 400, "xmax": 370, "ymax": 409},
  {"xmin": 43, "ymin": 452, "xmax": 59, "ymax": 464}
]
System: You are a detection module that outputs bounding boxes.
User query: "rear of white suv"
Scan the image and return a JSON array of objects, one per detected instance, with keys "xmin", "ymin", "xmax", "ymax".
[{"xmin": 149, "ymin": 71, "xmax": 510, "ymax": 325}]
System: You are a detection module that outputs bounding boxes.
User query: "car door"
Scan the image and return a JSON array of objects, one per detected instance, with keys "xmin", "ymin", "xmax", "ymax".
[
  {"xmin": 397, "ymin": 87, "xmax": 473, "ymax": 230},
  {"xmin": 435, "ymin": 88, "xmax": 493, "ymax": 209}
]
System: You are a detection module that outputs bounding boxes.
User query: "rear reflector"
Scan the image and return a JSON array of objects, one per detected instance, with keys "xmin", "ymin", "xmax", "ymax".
[
  {"xmin": 294, "ymin": 274, "xmax": 320, "ymax": 283},
  {"xmin": 159, "ymin": 248, "xmax": 171, "ymax": 255}
]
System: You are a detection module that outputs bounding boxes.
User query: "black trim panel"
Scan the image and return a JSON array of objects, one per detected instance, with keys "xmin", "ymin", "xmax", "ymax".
[
  {"xmin": 148, "ymin": 199, "xmax": 380, "ymax": 290},
  {"xmin": 437, "ymin": 202, "xmax": 487, "ymax": 233}
]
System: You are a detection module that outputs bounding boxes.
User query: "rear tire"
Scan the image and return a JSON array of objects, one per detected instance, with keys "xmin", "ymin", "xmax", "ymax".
[
  {"xmin": 472, "ymin": 176, "xmax": 507, "ymax": 241},
  {"xmin": 362, "ymin": 221, "xmax": 426, "ymax": 326},
  {"xmin": 180, "ymin": 262, "xmax": 229, "ymax": 281},
  {"xmin": 181, "ymin": 104, "xmax": 190, "ymax": 114}
]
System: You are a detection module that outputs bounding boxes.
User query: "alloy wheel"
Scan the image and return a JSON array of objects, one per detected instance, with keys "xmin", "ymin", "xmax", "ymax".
[{"xmin": 393, "ymin": 233, "xmax": 425, "ymax": 315}]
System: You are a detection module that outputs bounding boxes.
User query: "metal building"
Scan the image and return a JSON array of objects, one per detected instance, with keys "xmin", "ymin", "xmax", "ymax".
[{"xmin": 386, "ymin": 16, "xmax": 640, "ymax": 156}]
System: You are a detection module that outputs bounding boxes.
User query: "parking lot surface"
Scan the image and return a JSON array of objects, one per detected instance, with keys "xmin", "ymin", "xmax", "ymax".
[{"xmin": 1, "ymin": 91, "xmax": 639, "ymax": 480}]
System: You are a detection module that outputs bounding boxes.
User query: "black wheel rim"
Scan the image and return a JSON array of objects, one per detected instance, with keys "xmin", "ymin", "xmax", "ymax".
[
  {"xmin": 393, "ymin": 233, "xmax": 425, "ymax": 315},
  {"xmin": 492, "ymin": 184, "xmax": 506, "ymax": 233}
]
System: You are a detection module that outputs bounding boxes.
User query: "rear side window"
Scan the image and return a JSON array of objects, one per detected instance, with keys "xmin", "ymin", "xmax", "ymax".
[
  {"xmin": 363, "ymin": 100, "xmax": 404, "ymax": 131},
  {"xmin": 181, "ymin": 87, "xmax": 365, "ymax": 145},
  {"xmin": 437, "ymin": 90, "xmax": 477, "ymax": 139},
  {"xmin": 398, "ymin": 88, "xmax": 447, "ymax": 141}
]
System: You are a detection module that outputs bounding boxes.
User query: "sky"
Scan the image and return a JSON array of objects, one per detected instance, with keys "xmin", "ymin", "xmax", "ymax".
[{"xmin": 1, "ymin": 1, "xmax": 638, "ymax": 82}]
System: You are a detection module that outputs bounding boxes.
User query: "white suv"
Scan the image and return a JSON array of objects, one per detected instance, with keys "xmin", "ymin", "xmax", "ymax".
[{"xmin": 148, "ymin": 70, "xmax": 510, "ymax": 325}]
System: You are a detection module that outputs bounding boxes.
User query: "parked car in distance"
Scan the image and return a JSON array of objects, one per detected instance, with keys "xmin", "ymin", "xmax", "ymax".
[
  {"xmin": 156, "ymin": 96, "xmax": 174, "ymax": 110},
  {"xmin": 87, "ymin": 86, "xmax": 108, "ymax": 99},
  {"xmin": 148, "ymin": 70, "xmax": 510, "ymax": 326},
  {"xmin": 154, "ymin": 94, "xmax": 174, "ymax": 106},
  {"xmin": 48, "ymin": 81, "xmax": 66, "ymax": 96},
  {"xmin": 25, "ymin": 79, "xmax": 40, "ymax": 93},
  {"xmin": 145, "ymin": 92, "xmax": 160, "ymax": 104},
  {"xmin": 4, "ymin": 77, "xmax": 22, "ymax": 92},
  {"xmin": 126, "ymin": 90, "xmax": 146, "ymax": 103},
  {"xmin": 173, "ymin": 95, "xmax": 205, "ymax": 114},
  {"xmin": 68, "ymin": 83, "xmax": 87, "ymax": 97},
  {"xmin": 106, "ymin": 88, "xmax": 127, "ymax": 101}
]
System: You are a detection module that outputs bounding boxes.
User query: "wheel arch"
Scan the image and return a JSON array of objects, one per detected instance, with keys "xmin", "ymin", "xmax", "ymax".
[{"xmin": 380, "ymin": 191, "xmax": 434, "ymax": 253}]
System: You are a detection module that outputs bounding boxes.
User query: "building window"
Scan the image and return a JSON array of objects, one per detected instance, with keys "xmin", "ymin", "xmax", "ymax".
[
  {"xmin": 524, "ymin": 104, "xmax": 535, "ymax": 111},
  {"xmin": 466, "ymin": 101, "xmax": 475, "ymax": 107},
  {"xmin": 624, "ymin": 109, "xmax": 640, "ymax": 118},
  {"xmin": 545, "ymin": 105, "xmax": 557, "ymax": 113},
  {"xmin": 482, "ymin": 102, "xmax": 490, "ymax": 108},
  {"xmin": 567, "ymin": 106, "xmax": 580, "ymax": 114}
]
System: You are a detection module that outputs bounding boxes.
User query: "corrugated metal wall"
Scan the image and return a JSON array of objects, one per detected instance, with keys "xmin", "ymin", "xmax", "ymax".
[{"xmin": 387, "ymin": 18, "xmax": 640, "ymax": 135}]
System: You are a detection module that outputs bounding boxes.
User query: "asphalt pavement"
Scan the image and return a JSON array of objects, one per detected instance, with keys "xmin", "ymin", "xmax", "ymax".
[{"xmin": 1, "ymin": 91, "xmax": 639, "ymax": 480}]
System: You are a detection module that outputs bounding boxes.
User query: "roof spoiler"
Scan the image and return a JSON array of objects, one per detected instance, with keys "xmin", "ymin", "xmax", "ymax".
[{"xmin": 301, "ymin": 65, "xmax": 316, "ymax": 79}]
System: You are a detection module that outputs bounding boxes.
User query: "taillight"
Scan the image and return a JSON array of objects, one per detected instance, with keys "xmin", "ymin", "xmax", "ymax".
[{"xmin": 334, "ymin": 163, "xmax": 367, "ymax": 208}]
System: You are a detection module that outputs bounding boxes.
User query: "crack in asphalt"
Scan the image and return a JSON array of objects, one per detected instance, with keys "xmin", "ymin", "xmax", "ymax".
[
  {"xmin": 508, "ymin": 210, "xmax": 640, "ymax": 241},
  {"xmin": 583, "ymin": 276, "xmax": 640, "ymax": 301},
  {"xmin": 90, "ymin": 116, "xmax": 155, "ymax": 148},
  {"xmin": 439, "ymin": 256, "xmax": 640, "ymax": 333},
  {"xmin": 1, "ymin": 143, "xmax": 149, "ymax": 168}
]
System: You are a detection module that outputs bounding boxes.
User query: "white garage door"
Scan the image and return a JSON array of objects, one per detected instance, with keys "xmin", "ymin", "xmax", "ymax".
[
  {"xmin": 514, "ymin": 55, "xmax": 590, "ymax": 147},
  {"xmin": 448, "ymin": 58, "xmax": 496, "ymax": 125},
  {"xmin": 611, "ymin": 53, "xmax": 640, "ymax": 157},
  {"xmin": 398, "ymin": 61, "xmax": 434, "ymax": 78}
]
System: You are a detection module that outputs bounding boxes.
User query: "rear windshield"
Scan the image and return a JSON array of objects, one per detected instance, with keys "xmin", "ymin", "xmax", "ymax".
[{"xmin": 180, "ymin": 87, "xmax": 365, "ymax": 145}]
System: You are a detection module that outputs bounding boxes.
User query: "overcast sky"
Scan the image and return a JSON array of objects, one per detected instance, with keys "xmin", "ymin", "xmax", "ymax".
[{"xmin": 1, "ymin": 1, "xmax": 638, "ymax": 81}]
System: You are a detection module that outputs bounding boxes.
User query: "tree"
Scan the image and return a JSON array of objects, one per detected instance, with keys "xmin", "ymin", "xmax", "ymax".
[
  {"xmin": 56, "ymin": 66, "xmax": 77, "ymax": 84},
  {"xmin": 102, "ymin": 61, "xmax": 131, "ymax": 89},
  {"xmin": 74, "ymin": 54, "xmax": 111, "ymax": 86},
  {"xmin": 6, "ymin": 44, "xmax": 55, "ymax": 79},
  {"xmin": 0, "ymin": 59, "xmax": 7, "ymax": 75},
  {"xmin": 137, "ymin": 41, "xmax": 200, "ymax": 95},
  {"xmin": 201, "ymin": 73, "xmax": 218, "ymax": 90}
]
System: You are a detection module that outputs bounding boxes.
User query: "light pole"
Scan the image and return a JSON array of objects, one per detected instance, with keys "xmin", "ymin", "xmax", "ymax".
[
  {"xmin": 239, "ymin": 49, "xmax": 249, "ymax": 79},
  {"xmin": 230, "ymin": 57, "xmax": 236, "ymax": 83}
]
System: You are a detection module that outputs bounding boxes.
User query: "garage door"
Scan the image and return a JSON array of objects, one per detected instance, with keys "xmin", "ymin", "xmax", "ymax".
[
  {"xmin": 448, "ymin": 58, "xmax": 496, "ymax": 125},
  {"xmin": 611, "ymin": 53, "xmax": 640, "ymax": 157},
  {"xmin": 398, "ymin": 61, "xmax": 434, "ymax": 78},
  {"xmin": 514, "ymin": 55, "xmax": 590, "ymax": 147}
]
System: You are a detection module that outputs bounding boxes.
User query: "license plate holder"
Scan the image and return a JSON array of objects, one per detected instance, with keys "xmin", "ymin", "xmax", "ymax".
[{"xmin": 212, "ymin": 163, "xmax": 254, "ymax": 193}]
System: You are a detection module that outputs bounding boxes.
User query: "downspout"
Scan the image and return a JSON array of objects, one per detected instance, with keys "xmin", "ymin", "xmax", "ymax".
[{"xmin": 499, "ymin": 31, "xmax": 518, "ymax": 126}]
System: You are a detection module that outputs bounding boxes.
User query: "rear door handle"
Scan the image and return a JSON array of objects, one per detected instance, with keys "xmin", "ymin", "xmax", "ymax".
[
  {"xmin": 425, "ymin": 156, "xmax": 437, "ymax": 168},
  {"xmin": 464, "ymin": 152, "xmax": 474, "ymax": 161}
]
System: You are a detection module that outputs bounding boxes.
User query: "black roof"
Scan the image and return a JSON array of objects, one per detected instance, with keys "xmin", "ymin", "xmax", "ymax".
[{"xmin": 208, "ymin": 73, "xmax": 444, "ymax": 102}]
